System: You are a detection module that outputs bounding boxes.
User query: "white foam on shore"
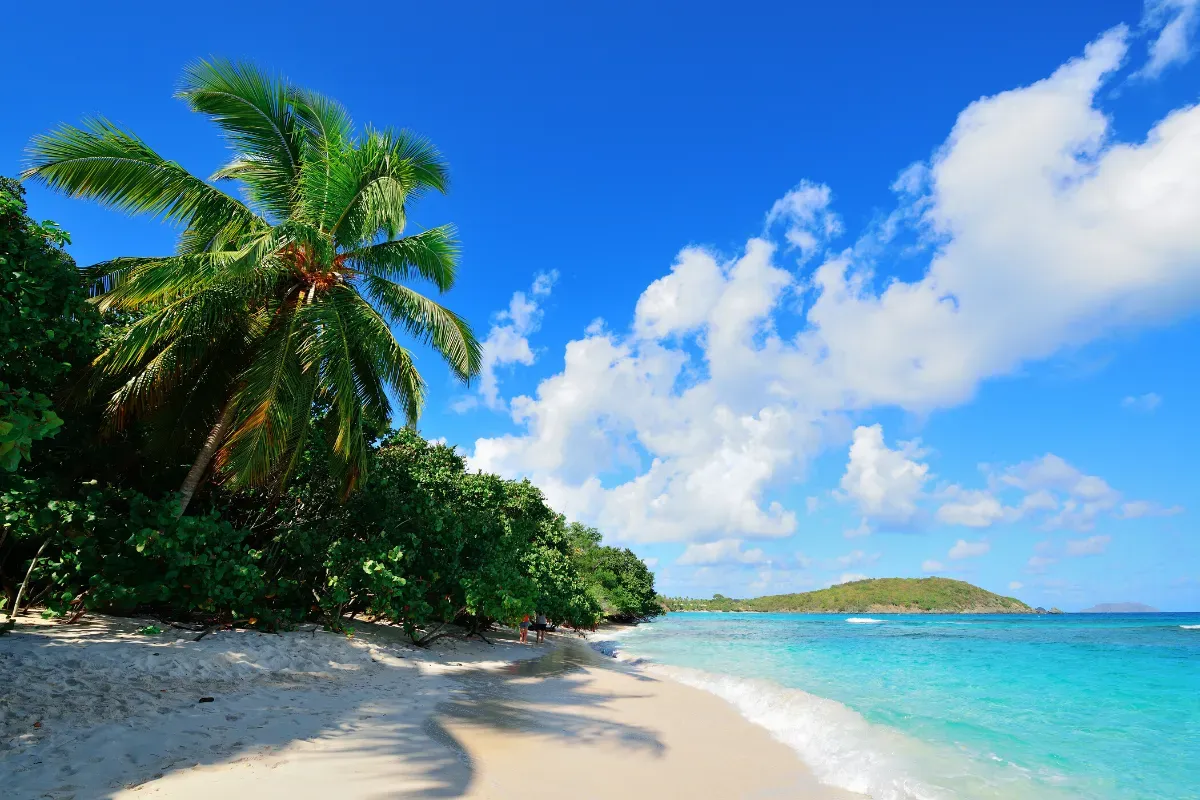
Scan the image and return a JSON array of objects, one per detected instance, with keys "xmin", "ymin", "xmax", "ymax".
[
  {"xmin": 646, "ymin": 663, "xmax": 946, "ymax": 800},
  {"xmin": 846, "ymin": 617, "xmax": 885, "ymax": 624},
  {"xmin": 591, "ymin": 632, "xmax": 1069, "ymax": 800}
]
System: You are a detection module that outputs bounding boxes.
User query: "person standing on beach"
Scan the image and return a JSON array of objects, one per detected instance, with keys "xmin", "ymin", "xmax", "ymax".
[
  {"xmin": 519, "ymin": 614, "xmax": 530, "ymax": 643},
  {"xmin": 535, "ymin": 612, "xmax": 548, "ymax": 644}
]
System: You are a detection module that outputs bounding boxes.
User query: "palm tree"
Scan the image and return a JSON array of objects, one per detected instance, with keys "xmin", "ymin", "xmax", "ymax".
[{"xmin": 23, "ymin": 60, "xmax": 482, "ymax": 514}]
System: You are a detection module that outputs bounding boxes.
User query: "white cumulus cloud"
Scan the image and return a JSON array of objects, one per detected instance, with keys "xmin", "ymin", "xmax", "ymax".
[
  {"xmin": 1120, "ymin": 500, "xmax": 1184, "ymax": 518},
  {"xmin": 470, "ymin": 25, "xmax": 1200, "ymax": 545},
  {"xmin": 922, "ymin": 559, "xmax": 945, "ymax": 573},
  {"xmin": 935, "ymin": 486, "xmax": 1009, "ymax": 528},
  {"xmin": 838, "ymin": 425, "xmax": 930, "ymax": 527},
  {"xmin": 1027, "ymin": 555, "xmax": 1058, "ymax": 572},
  {"xmin": 843, "ymin": 519, "xmax": 872, "ymax": 539}
]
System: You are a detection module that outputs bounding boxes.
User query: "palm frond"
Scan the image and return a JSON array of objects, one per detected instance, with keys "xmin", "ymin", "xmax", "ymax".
[
  {"xmin": 360, "ymin": 275, "xmax": 481, "ymax": 381},
  {"xmin": 82, "ymin": 256, "xmax": 165, "ymax": 297},
  {"xmin": 96, "ymin": 244, "xmax": 293, "ymax": 314},
  {"xmin": 92, "ymin": 287, "xmax": 249, "ymax": 377},
  {"xmin": 105, "ymin": 337, "xmax": 188, "ymax": 428},
  {"xmin": 21, "ymin": 118, "xmax": 260, "ymax": 238},
  {"xmin": 177, "ymin": 58, "xmax": 302, "ymax": 220},
  {"xmin": 342, "ymin": 224, "xmax": 459, "ymax": 291},
  {"xmin": 294, "ymin": 288, "xmax": 383, "ymax": 491},
  {"xmin": 341, "ymin": 289, "xmax": 424, "ymax": 425},
  {"xmin": 274, "ymin": 363, "xmax": 320, "ymax": 487},
  {"xmin": 293, "ymin": 89, "xmax": 354, "ymax": 231},
  {"xmin": 102, "ymin": 316, "xmax": 250, "ymax": 432},
  {"xmin": 328, "ymin": 128, "xmax": 449, "ymax": 247},
  {"xmin": 219, "ymin": 295, "xmax": 307, "ymax": 487}
]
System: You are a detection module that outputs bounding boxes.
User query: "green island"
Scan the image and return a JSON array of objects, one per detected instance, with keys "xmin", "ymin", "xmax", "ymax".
[{"xmin": 664, "ymin": 577, "xmax": 1033, "ymax": 614}]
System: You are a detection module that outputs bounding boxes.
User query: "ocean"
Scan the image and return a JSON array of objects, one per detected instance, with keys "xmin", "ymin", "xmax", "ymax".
[{"xmin": 599, "ymin": 612, "xmax": 1200, "ymax": 800}]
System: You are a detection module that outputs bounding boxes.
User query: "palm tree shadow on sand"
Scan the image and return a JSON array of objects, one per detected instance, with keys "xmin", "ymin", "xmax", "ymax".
[{"xmin": 426, "ymin": 645, "xmax": 667, "ymax": 781}]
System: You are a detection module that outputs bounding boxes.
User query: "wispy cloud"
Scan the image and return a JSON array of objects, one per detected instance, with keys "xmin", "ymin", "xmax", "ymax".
[
  {"xmin": 1121, "ymin": 392, "xmax": 1162, "ymax": 412},
  {"xmin": 1137, "ymin": 0, "xmax": 1200, "ymax": 78},
  {"xmin": 1066, "ymin": 535, "xmax": 1112, "ymax": 556},
  {"xmin": 948, "ymin": 539, "xmax": 990, "ymax": 560},
  {"xmin": 455, "ymin": 271, "xmax": 558, "ymax": 413}
]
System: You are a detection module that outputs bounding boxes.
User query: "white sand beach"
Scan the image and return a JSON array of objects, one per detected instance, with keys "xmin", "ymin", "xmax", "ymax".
[{"xmin": 1, "ymin": 614, "xmax": 855, "ymax": 799}]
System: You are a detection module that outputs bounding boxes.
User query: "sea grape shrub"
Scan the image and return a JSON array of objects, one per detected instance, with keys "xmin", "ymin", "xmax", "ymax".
[
  {"xmin": 452, "ymin": 470, "xmax": 533, "ymax": 628},
  {"xmin": 260, "ymin": 427, "xmax": 603, "ymax": 637},
  {"xmin": 568, "ymin": 522, "xmax": 662, "ymax": 623},
  {"xmin": 588, "ymin": 546, "xmax": 661, "ymax": 622},
  {"xmin": 263, "ymin": 427, "xmax": 469, "ymax": 633},
  {"xmin": 0, "ymin": 178, "xmax": 99, "ymax": 470},
  {"xmin": 514, "ymin": 503, "xmax": 604, "ymax": 629},
  {"xmin": 0, "ymin": 385, "xmax": 63, "ymax": 470},
  {"xmin": 30, "ymin": 489, "xmax": 269, "ymax": 621}
]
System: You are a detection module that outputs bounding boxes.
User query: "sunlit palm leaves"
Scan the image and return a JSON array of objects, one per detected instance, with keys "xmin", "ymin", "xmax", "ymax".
[{"xmin": 23, "ymin": 58, "xmax": 482, "ymax": 502}]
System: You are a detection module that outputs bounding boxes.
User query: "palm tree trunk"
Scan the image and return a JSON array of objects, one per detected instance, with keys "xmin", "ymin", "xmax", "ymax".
[{"xmin": 177, "ymin": 403, "xmax": 235, "ymax": 517}]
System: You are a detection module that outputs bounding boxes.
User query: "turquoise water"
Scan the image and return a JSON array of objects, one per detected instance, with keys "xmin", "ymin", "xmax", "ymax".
[{"xmin": 602, "ymin": 613, "xmax": 1200, "ymax": 799}]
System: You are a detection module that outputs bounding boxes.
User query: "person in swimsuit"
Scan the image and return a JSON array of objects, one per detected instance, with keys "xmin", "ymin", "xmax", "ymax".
[
  {"xmin": 519, "ymin": 613, "xmax": 530, "ymax": 643},
  {"xmin": 534, "ymin": 611, "xmax": 548, "ymax": 643}
]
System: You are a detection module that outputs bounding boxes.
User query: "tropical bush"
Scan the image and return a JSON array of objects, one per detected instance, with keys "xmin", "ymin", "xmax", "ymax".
[
  {"xmin": 568, "ymin": 523, "xmax": 662, "ymax": 622},
  {"xmin": 0, "ymin": 178, "xmax": 98, "ymax": 469},
  {"xmin": 249, "ymin": 428, "xmax": 605, "ymax": 640}
]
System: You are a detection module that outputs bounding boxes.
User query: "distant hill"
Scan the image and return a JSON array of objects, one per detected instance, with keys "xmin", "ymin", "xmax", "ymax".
[
  {"xmin": 665, "ymin": 577, "xmax": 1032, "ymax": 614},
  {"xmin": 1080, "ymin": 602, "xmax": 1159, "ymax": 613}
]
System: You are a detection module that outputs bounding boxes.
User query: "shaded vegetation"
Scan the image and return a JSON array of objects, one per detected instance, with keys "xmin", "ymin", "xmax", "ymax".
[
  {"xmin": 665, "ymin": 578, "xmax": 1032, "ymax": 614},
  {"xmin": 0, "ymin": 178, "xmax": 98, "ymax": 470}
]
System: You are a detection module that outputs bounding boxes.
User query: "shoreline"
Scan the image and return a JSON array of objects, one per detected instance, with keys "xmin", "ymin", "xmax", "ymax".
[
  {"xmin": 665, "ymin": 607, "xmax": 1040, "ymax": 614},
  {"xmin": 2, "ymin": 613, "xmax": 853, "ymax": 799}
]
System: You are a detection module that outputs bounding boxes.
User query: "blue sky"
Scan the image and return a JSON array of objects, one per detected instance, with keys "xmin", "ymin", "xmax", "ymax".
[{"xmin": 5, "ymin": 1, "xmax": 1199, "ymax": 610}]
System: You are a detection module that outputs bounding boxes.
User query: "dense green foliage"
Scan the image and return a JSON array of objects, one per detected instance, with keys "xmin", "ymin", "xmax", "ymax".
[
  {"xmin": 22, "ymin": 61, "xmax": 481, "ymax": 510},
  {"xmin": 1, "ymin": 407, "xmax": 654, "ymax": 636},
  {"xmin": 1, "ymin": 67, "xmax": 658, "ymax": 637},
  {"xmin": 665, "ymin": 578, "xmax": 1032, "ymax": 614},
  {"xmin": 567, "ymin": 523, "xmax": 662, "ymax": 622},
  {"xmin": 0, "ymin": 178, "xmax": 98, "ymax": 469},
  {"xmin": 234, "ymin": 427, "xmax": 607, "ymax": 638}
]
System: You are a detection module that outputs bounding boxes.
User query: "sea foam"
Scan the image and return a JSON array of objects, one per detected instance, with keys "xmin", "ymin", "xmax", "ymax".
[
  {"xmin": 647, "ymin": 663, "xmax": 949, "ymax": 800},
  {"xmin": 846, "ymin": 617, "xmax": 885, "ymax": 624},
  {"xmin": 1182, "ymin": 624, "xmax": 1200, "ymax": 630}
]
